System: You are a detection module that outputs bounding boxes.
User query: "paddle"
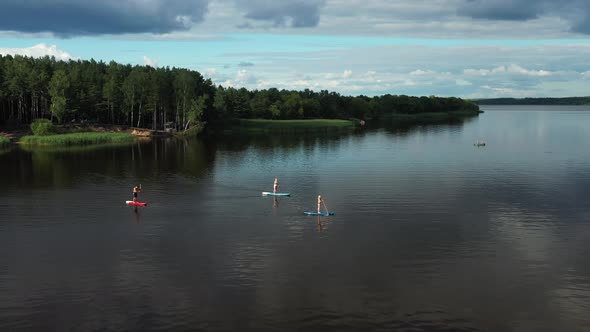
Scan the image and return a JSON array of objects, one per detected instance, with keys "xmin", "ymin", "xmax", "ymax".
[{"xmin": 322, "ymin": 200, "xmax": 330, "ymax": 214}]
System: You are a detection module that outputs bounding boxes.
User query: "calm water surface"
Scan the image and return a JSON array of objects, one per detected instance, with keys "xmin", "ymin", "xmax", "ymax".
[{"xmin": 1, "ymin": 106, "xmax": 590, "ymax": 331}]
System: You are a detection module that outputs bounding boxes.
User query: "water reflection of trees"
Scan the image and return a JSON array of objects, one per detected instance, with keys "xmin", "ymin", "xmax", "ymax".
[
  {"xmin": 0, "ymin": 118, "xmax": 477, "ymax": 189},
  {"xmin": 207, "ymin": 129, "xmax": 351, "ymax": 153},
  {"xmin": 375, "ymin": 115, "xmax": 477, "ymax": 137},
  {"xmin": 0, "ymin": 146, "xmax": 10, "ymax": 157},
  {"xmin": 206, "ymin": 117, "xmax": 475, "ymax": 155},
  {"xmin": 0, "ymin": 139, "xmax": 214, "ymax": 188}
]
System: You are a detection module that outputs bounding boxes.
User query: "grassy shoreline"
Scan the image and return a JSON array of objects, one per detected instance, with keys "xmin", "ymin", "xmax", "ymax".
[
  {"xmin": 3, "ymin": 121, "xmax": 204, "ymax": 146},
  {"xmin": 20, "ymin": 132, "xmax": 136, "ymax": 146},
  {"xmin": 4, "ymin": 112, "xmax": 478, "ymax": 145}
]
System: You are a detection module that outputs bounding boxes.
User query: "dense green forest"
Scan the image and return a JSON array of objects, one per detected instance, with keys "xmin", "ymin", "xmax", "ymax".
[
  {"xmin": 474, "ymin": 97, "xmax": 590, "ymax": 105},
  {"xmin": 0, "ymin": 55, "xmax": 480, "ymax": 130}
]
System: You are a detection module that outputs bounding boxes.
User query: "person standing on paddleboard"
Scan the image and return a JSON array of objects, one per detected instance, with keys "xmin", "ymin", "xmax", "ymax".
[
  {"xmin": 273, "ymin": 178, "xmax": 279, "ymax": 193},
  {"xmin": 133, "ymin": 185, "xmax": 141, "ymax": 202},
  {"xmin": 317, "ymin": 195, "xmax": 323, "ymax": 213}
]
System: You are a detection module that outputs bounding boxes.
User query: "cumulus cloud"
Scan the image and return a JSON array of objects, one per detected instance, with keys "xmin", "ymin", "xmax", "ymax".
[
  {"xmin": 236, "ymin": 69, "xmax": 248, "ymax": 80},
  {"xmin": 342, "ymin": 69, "xmax": 353, "ymax": 78},
  {"xmin": 481, "ymin": 85, "xmax": 524, "ymax": 96},
  {"xmin": 143, "ymin": 56, "xmax": 158, "ymax": 67},
  {"xmin": 0, "ymin": 0, "xmax": 209, "ymax": 36},
  {"xmin": 223, "ymin": 69, "xmax": 258, "ymax": 87},
  {"xmin": 204, "ymin": 68, "xmax": 218, "ymax": 76},
  {"xmin": 208, "ymin": 36, "xmax": 590, "ymax": 97},
  {"xmin": 410, "ymin": 69, "xmax": 436, "ymax": 76},
  {"xmin": 234, "ymin": 0, "xmax": 326, "ymax": 27},
  {"xmin": 455, "ymin": 79, "xmax": 472, "ymax": 86},
  {"xmin": 0, "ymin": 43, "xmax": 77, "ymax": 61},
  {"xmin": 464, "ymin": 64, "xmax": 554, "ymax": 77}
]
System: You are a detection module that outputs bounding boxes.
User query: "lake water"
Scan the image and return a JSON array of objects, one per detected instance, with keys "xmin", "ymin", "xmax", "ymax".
[{"xmin": 1, "ymin": 106, "xmax": 590, "ymax": 331}]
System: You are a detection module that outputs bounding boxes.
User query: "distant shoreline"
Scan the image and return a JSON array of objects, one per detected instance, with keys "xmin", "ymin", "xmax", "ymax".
[{"xmin": 473, "ymin": 97, "xmax": 590, "ymax": 105}]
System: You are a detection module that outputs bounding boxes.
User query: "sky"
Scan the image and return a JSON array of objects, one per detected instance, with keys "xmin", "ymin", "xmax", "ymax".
[{"xmin": 1, "ymin": 0, "xmax": 590, "ymax": 98}]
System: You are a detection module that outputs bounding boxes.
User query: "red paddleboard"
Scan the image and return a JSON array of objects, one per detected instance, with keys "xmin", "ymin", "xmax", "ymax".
[{"xmin": 126, "ymin": 201, "xmax": 147, "ymax": 207}]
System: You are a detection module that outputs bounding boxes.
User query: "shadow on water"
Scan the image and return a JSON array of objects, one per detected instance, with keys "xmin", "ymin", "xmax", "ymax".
[
  {"xmin": 0, "ymin": 116, "xmax": 479, "ymax": 194},
  {"xmin": 0, "ymin": 138, "xmax": 215, "ymax": 189},
  {"xmin": 369, "ymin": 115, "xmax": 478, "ymax": 137},
  {"xmin": 132, "ymin": 207, "xmax": 141, "ymax": 224},
  {"xmin": 0, "ymin": 116, "xmax": 480, "ymax": 189},
  {"xmin": 0, "ymin": 146, "xmax": 11, "ymax": 157},
  {"xmin": 204, "ymin": 116, "xmax": 477, "ymax": 155},
  {"xmin": 315, "ymin": 215, "xmax": 334, "ymax": 233},
  {"xmin": 205, "ymin": 129, "xmax": 352, "ymax": 153}
]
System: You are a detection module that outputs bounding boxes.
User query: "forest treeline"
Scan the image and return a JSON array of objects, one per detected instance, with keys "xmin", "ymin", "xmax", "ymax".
[
  {"xmin": 0, "ymin": 55, "xmax": 480, "ymax": 130},
  {"xmin": 474, "ymin": 97, "xmax": 590, "ymax": 105}
]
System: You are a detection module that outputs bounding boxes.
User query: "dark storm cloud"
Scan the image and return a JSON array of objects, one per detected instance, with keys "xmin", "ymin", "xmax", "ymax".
[
  {"xmin": 457, "ymin": 0, "xmax": 545, "ymax": 20},
  {"xmin": 567, "ymin": 1, "xmax": 590, "ymax": 34},
  {"xmin": 0, "ymin": 0, "xmax": 209, "ymax": 35},
  {"xmin": 571, "ymin": 18, "xmax": 590, "ymax": 34},
  {"xmin": 457, "ymin": 0, "xmax": 590, "ymax": 34},
  {"xmin": 236, "ymin": 0, "xmax": 326, "ymax": 27}
]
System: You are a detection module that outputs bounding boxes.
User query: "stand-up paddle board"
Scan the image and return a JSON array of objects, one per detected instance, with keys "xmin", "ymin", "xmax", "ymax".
[
  {"xmin": 304, "ymin": 211, "xmax": 334, "ymax": 216},
  {"xmin": 126, "ymin": 201, "xmax": 147, "ymax": 207},
  {"xmin": 262, "ymin": 192, "xmax": 290, "ymax": 196}
]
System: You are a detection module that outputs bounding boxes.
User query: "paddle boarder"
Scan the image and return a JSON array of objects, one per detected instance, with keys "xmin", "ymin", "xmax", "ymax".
[
  {"xmin": 273, "ymin": 178, "xmax": 279, "ymax": 193},
  {"xmin": 133, "ymin": 185, "xmax": 141, "ymax": 202},
  {"xmin": 317, "ymin": 195, "xmax": 323, "ymax": 213}
]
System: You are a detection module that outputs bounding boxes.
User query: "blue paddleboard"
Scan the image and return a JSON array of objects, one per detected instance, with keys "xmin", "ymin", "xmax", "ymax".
[
  {"xmin": 262, "ymin": 192, "xmax": 291, "ymax": 196},
  {"xmin": 304, "ymin": 211, "xmax": 334, "ymax": 216}
]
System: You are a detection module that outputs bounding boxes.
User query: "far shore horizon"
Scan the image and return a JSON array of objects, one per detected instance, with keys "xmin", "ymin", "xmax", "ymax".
[{"xmin": 472, "ymin": 96, "xmax": 590, "ymax": 105}]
